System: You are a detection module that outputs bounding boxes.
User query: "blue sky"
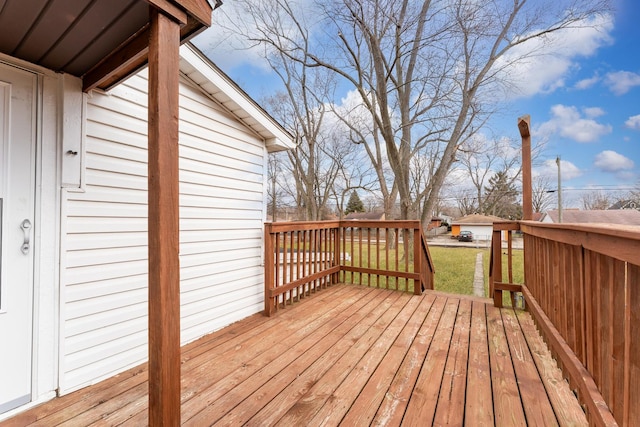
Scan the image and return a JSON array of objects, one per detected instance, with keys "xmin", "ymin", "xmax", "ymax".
[{"xmin": 194, "ymin": 0, "xmax": 639, "ymax": 207}]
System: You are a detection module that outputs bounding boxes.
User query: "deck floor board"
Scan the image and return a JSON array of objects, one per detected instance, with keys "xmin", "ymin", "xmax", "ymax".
[{"xmin": 0, "ymin": 284, "xmax": 587, "ymax": 427}]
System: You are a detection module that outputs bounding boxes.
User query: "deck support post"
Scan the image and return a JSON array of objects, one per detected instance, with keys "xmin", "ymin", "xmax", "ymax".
[
  {"xmin": 147, "ymin": 7, "xmax": 181, "ymax": 426},
  {"xmin": 518, "ymin": 115, "xmax": 533, "ymax": 221}
]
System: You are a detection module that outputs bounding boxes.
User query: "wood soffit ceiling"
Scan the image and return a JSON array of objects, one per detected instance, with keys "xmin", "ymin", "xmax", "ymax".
[{"xmin": 0, "ymin": 0, "xmax": 215, "ymax": 91}]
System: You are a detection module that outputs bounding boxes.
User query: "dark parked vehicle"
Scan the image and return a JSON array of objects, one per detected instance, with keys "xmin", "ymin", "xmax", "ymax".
[{"xmin": 457, "ymin": 231, "xmax": 473, "ymax": 242}]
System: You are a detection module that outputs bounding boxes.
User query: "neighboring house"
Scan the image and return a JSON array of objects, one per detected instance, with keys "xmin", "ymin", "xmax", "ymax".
[
  {"xmin": 541, "ymin": 209, "xmax": 640, "ymax": 225},
  {"xmin": 344, "ymin": 211, "xmax": 386, "ymax": 221},
  {"xmin": 451, "ymin": 214, "xmax": 504, "ymax": 241},
  {"xmin": 427, "ymin": 217, "xmax": 443, "ymax": 230},
  {"xmin": 608, "ymin": 199, "xmax": 640, "ymax": 211},
  {"xmin": 0, "ymin": 41, "xmax": 293, "ymax": 416}
]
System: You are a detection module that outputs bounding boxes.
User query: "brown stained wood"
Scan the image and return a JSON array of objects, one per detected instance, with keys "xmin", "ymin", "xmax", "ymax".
[
  {"xmin": 264, "ymin": 224, "xmax": 275, "ymax": 316},
  {"xmin": 464, "ymin": 302, "xmax": 494, "ymax": 426},
  {"xmin": 3, "ymin": 286, "xmax": 588, "ymax": 427},
  {"xmin": 384, "ymin": 228, "xmax": 390, "ymax": 288},
  {"xmin": 519, "ymin": 115, "xmax": 533, "ymax": 221},
  {"xmin": 339, "ymin": 294, "xmax": 438, "ymax": 426},
  {"xmin": 584, "ymin": 250, "xmax": 596, "ymax": 388},
  {"xmin": 599, "ymin": 255, "xmax": 614, "ymax": 410},
  {"xmin": 628, "ymin": 263, "xmax": 640, "ymax": 426},
  {"xmin": 493, "ymin": 282, "xmax": 523, "ymax": 293},
  {"xmin": 401, "ymin": 299, "xmax": 460, "ymax": 426},
  {"xmin": 521, "ymin": 285, "xmax": 618, "ymax": 427},
  {"xmin": 272, "ymin": 293, "xmax": 415, "ymax": 426},
  {"xmin": 516, "ymin": 310, "xmax": 588, "ymax": 426},
  {"xmin": 0, "ymin": 368, "xmax": 148, "ymax": 427},
  {"xmin": 395, "ymin": 228, "xmax": 400, "ymax": 289},
  {"xmin": 376, "ymin": 228, "xmax": 381, "ymax": 287},
  {"xmin": 168, "ymin": 0, "xmax": 213, "ymax": 25},
  {"xmin": 558, "ymin": 243, "xmax": 569, "ymax": 345},
  {"xmin": 432, "ymin": 299, "xmax": 471, "ymax": 426},
  {"xmin": 611, "ymin": 259, "xmax": 625, "ymax": 423},
  {"xmin": 550, "ymin": 241, "xmax": 559, "ymax": 336},
  {"xmin": 502, "ymin": 309, "xmax": 558, "ymax": 426},
  {"xmin": 350, "ymin": 226, "xmax": 355, "ymax": 284},
  {"xmin": 413, "ymin": 228, "xmax": 421, "ymax": 295},
  {"xmin": 147, "ymin": 9, "xmax": 181, "ymax": 426},
  {"xmin": 304, "ymin": 296, "xmax": 423, "ymax": 426},
  {"xmin": 486, "ymin": 304, "xmax": 527, "ymax": 426},
  {"xmin": 520, "ymin": 222, "xmax": 640, "ymax": 265},
  {"xmin": 565, "ymin": 245, "xmax": 578, "ymax": 359},
  {"xmin": 180, "ymin": 287, "xmax": 382, "ymax": 426},
  {"xmin": 135, "ymin": 288, "xmax": 367, "ymax": 426},
  {"xmin": 341, "ymin": 265, "xmax": 419, "ymax": 281},
  {"xmin": 216, "ymin": 290, "xmax": 406, "ymax": 426},
  {"xmin": 147, "ymin": 0, "xmax": 187, "ymax": 24},
  {"xmin": 491, "ymin": 228, "xmax": 504, "ymax": 307},
  {"xmin": 372, "ymin": 297, "xmax": 447, "ymax": 426}
]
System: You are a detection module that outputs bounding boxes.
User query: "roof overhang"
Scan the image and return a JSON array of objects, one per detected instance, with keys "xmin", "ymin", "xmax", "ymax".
[
  {"xmin": 179, "ymin": 43, "xmax": 295, "ymax": 152},
  {"xmin": 0, "ymin": 0, "xmax": 215, "ymax": 92}
]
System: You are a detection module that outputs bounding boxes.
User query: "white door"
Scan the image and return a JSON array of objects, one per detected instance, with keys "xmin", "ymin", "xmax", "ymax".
[{"xmin": 0, "ymin": 63, "xmax": 37, "ymax": 414}]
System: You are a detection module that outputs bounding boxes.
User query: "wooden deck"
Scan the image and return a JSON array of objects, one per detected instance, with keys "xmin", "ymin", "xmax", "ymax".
[{"xmin": 2, "ymin": 284, "xmax": 587, "ymax": 426}]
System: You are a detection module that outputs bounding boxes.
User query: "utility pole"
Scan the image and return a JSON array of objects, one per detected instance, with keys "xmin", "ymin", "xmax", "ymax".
[{"xmin": 556, "ymin": 156, "xmax": 562, "ymax": 223}]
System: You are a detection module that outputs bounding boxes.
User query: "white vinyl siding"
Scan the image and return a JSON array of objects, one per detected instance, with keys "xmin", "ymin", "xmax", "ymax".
[{"xmin": 60, "ymin": 71, "xmax": 266, "ymax": 393}]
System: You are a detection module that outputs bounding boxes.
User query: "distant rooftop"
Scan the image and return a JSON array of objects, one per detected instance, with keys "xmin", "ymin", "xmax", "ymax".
[
  {"xmin": 452, "ymin": 214, "xmax": 505, "ymax": 224},
  {"xmin": 344, "ymin": 211, "xmax": 386, "ymax": 220},
  {"xmin": 542, "ymin": 209, "xmax": 640, "ymax": 226}
]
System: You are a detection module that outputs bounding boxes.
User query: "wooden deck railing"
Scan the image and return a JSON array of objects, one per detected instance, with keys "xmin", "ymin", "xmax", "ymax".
[
  {"xmin": 490, "ymin": 220, "xmax": 639, "ymax": 426},
  {"xmin": 264, "ymin": 220, "xmax": 435, "ymax": 316}
]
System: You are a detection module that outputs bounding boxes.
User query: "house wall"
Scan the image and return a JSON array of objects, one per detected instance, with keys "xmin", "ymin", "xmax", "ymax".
[
  {"xmin": 460, "ymin": 225, "xmax": 493, "ymax": 241},
  {"xmin": 59, "ymin": 71, "xmax": 267, "ymax": 393}
]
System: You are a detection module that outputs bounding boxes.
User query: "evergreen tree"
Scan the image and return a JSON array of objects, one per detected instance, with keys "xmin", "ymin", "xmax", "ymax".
[
  {"xmin": 345, "ymin": 191, "xmax": 365, "ymax": 215},
  {"xmin": 482, "ymin": 171, "xmax": 521, "ymax": 219}
]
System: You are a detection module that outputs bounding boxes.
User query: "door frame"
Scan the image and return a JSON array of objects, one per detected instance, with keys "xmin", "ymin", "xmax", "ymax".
[{"xmin": 0, "ymin": 54, "xmax": 65, "ymax": 419}]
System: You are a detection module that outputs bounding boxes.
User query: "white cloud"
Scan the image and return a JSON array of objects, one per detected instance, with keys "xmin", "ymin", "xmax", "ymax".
[
  {"xmin": 583, "ymin": 107, "xmax": 605, "ymax": 118},
  {"xmin": 625, "ymin": 114, "xmax": 640, "ymax": 130},
  {"xmin": 537, "ymin": 105, "xmax": 612, "ymax": 143},
  {"xmin": 537, "ymin": 158, "xmax": 583, "ymax": 181},
  {"xmin": 604, "ymin": 71, "xmax": 640, "ymax": 95},
  {"xmin": 574, "ymin": 75, "xmax": 600, "ymax": 90},
  {"xmin": 495, "ymin": 14, "xmax": 614, "ymax": 99},
  {"xmin": 593, "ymin": 150, "xmax": 635, "ymax": 172}
]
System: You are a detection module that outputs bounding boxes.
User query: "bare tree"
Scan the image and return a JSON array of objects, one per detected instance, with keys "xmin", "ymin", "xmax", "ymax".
[
  {"xmin": 455, "ymin": 190, "xmax": 479, "ymax": 216},
  {"xmin": 456, "ymin": 135, "xmax": 525, "ymax": 215},
  {"xmin": 580, "ymin": 190, "xmax": 612, "ymax": 210},
  {"xmin": 266, "ymin": 151, "xmax": 288, "ymax": 220},
  {"xmin": 531, "ymin": 174, "xmax": 556, "ymax": 213},
  {"xmin": 217, "ymin": 0, "xmax": 610, "ymax": 226}
]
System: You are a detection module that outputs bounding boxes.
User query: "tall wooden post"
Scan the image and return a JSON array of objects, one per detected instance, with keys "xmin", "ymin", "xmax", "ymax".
[
  {"xmin": 148, "ymin": 8, "xmax": 181, "ymax": 425},
  {"xmin": 518, "ymin": 115, "xmax": 533, "ymax": 221}
]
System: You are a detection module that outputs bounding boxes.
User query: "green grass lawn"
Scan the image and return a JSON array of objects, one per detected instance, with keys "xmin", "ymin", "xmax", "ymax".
[{"xmin": 429, "ymin": 246, "xmax": 524, "ymax": 298}]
